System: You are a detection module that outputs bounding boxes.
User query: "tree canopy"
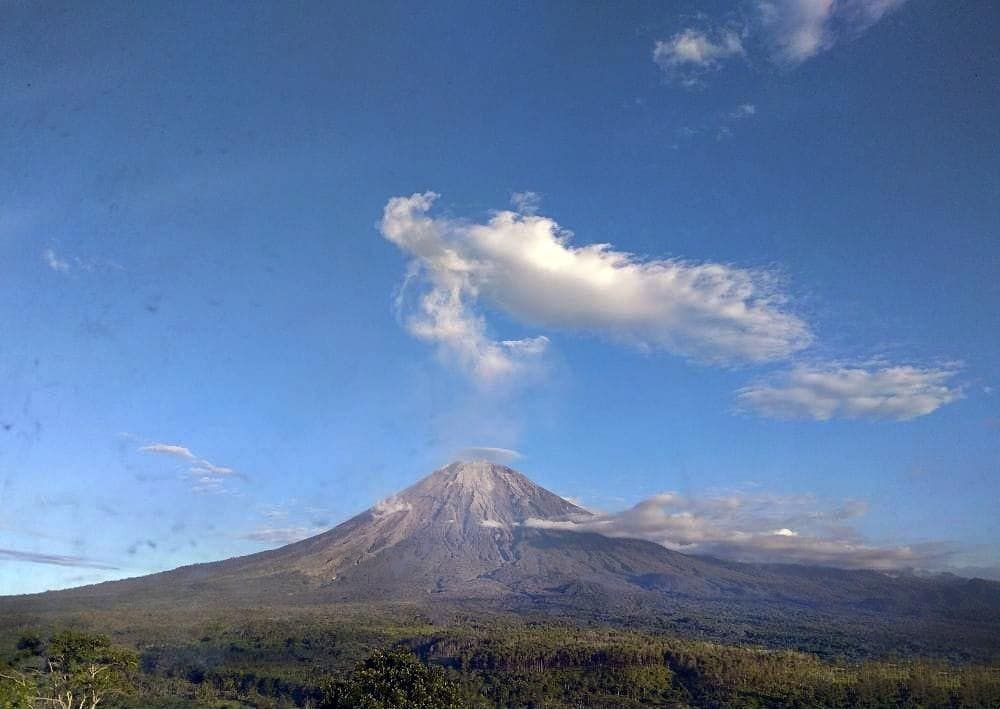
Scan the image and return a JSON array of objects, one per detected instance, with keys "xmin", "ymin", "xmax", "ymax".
[{"xmin": 319, "ymin": 647, "xmax": 462, "ymax": 709}]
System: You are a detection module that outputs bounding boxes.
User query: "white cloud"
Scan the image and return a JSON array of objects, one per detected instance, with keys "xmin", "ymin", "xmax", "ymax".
[
  {"xmin": 654, "ymin": 1, "xmax": 908, "ymax": 84},
  {"xmin": 731, "ymin": 103, "xmax": 757, "ymax": 118},
  {"xmin": 42, "ymin": 247, "xmax": 123, "ymax": 274},
  {"xmin": 525, "ymin": 489, "xmax": 950, "ymax": 571},
  {"xmin": 758, "ymin": 0, "xmax": 908, "ymax": 64},
  {"xmin": 758, "ymin": 0, "xmax": 835, "ymax": 62},
  {"xmin": 737, "ymin": 364, "xmax": 962, "ymax": 421},
  {"xmin": 384, "ymin": 205, "xmax": 551, "ymax": 384},
  {"xmin": 653, "ymin": 29, "xmax": 744, "ymax": 86},
  {"xmin": 42, "ymin": 248, "xmax": 70, "ymax": 273},
  {"xmin": 139, "ymin": 441, "xmax": 244, "ymax": 493},
  {"xmin": 190, "ymin": 476, "xmax": 227, "ymax": 494},
  {"xmin": 191, "ymin": 461, "xmax": 237, "ymax": 476},
  {"xmin": 139, "ymin": 443, "xmax": 196, "ymax": 460},
  {"xmin": 380, "ymin": 192, "xmax": 811, "ymax": 383},
  {"xmin": 510, "ymin": 191, "xmax": 542, "ymax": 215}
]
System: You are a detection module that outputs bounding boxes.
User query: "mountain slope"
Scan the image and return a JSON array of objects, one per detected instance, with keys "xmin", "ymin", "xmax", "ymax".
[{"xmin": 3, "ymin": 461, "xmax": 998, "ymax": 659}]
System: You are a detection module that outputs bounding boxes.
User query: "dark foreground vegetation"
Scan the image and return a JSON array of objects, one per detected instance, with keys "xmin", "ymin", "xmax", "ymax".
[{"xmin": 1, "ymin": 612, "xmax": 998, "ymax": 708}]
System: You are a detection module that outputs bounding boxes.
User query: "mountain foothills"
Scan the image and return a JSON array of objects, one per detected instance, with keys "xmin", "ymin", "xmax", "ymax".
[{"xmin": 2, "ymin": 462, "xmax": 998, "ymax": 661}]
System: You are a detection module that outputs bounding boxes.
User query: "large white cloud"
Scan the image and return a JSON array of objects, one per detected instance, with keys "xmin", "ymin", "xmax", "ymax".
[
  {"xmin": 525, "ymin": 489, "xmax": 949, "ymax": 570},
  {"xmin": 737, "ymin": 364, "xmax": 963, "ymax": 421},
  {"xmin": 380, "ymin": 192, "xmax": 811, "ymax": 383}
]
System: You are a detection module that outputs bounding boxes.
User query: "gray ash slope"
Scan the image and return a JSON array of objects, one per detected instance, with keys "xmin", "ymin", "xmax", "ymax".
[{"xmin": 4, "ymin": 462, "xmax": 999, "ymax": 657}]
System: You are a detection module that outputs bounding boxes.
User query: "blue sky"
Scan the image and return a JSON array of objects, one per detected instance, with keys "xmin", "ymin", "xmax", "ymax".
[{"xmin": 1, "ymin": 0, "xmax": 998, "ymax": 594}]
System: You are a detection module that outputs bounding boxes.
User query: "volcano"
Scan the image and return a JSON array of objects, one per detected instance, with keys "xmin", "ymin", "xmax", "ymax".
[{"xmin": 4, "ymin": 461, "xmax": 999, "ymax": 657}]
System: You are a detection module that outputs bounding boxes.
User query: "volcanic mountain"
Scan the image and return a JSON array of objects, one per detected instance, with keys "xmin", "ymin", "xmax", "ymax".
[{"xmin": 5, "ymin": 462, "xmax": 999, "ymax": 657}]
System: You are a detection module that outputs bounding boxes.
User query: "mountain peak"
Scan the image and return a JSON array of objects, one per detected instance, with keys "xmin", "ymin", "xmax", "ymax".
[
  {"xmin": 391, "ymin": 461, "xmax": 587, "ymax": 527},
  {"xmin": 426, "ymin": 460, "xmax": 537, "ymax": 494},
  {"xmin": 247, "ymin": 461, "xmax": 592, "ymax": 592}
]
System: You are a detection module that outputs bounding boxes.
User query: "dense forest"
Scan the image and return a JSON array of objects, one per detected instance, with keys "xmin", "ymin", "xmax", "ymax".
[{"xmin": 1, "ymin": 612, "xmax": 997, "ymax": 708}]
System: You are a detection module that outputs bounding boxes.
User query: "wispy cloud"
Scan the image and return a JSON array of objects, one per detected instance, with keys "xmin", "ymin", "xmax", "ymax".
[
  {"xmin": 737, "ymin": 364, "xmax": 963, "ymax": 420},
  {"xmin": 0, "ymin": 547, "xmax": 120, "ymax": 570},
  {"xmin": 653, "ymin": 29, "xmax": 744, "ymax": 86},
  {"xmin": 654, "ymin": 1, "xmax": 908, "ymax": 85},
  {"xmin": 190, "ymin": 461, "xmax": 236, "ymax": 476},
  {"xmin": 525, "ymin": 489, "xmax": 950, "ymax": 571},
  {"xmin": 189, "ymin": 476, "xmax": 229, "ymax": 495},
  {"xmin": 139, "ymin": 441, "xmax": 244, "ymax": 493},
  {"xmin": 674, "ymin": 103, "xmax": 759, "ymax": 146},
  {"xmin": 510, "ymin": 191, "xmax": 542, "ymax": 215},
  {"xmin": 139, "ymin": 443, "xmax": 196, "ymax": 459},
  {"xmin": 759, "ymin": 0, "xmax": 908, "ymax": 64},
  {"xmin": 380, "ymin": 192, "xmax": 811, "ymax": 384},
  {"xmin": 456, "ymin": 447, "xmax": 523, "ymax": 463},
  {"xmin": 42, "ymin": 248, "xmax": 70, "ymax": 273},
  {"xmin": 41, "ymin": 247, "xmax": 123, "ymax": 274},
  {"xmin": 236, "ymin": 526, "xmax": 324, "ymax": 545}
]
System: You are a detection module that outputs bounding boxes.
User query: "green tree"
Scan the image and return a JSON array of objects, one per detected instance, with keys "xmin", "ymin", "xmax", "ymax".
[
  {"xmin": 319, "ymin": 647, "xmax": 463, "ymax": 709},
  {"xmin": 38, "ymin": 630, "xmax": 139, "ymax": 709},
  {"xmin": 0, "ymin": 668, "xmax": 36, "ymax": 709}
]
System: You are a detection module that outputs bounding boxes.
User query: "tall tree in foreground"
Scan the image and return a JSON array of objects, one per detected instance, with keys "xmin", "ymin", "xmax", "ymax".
[{"xmin": 15, "ymin": 630, "xmax": 138, "ymax": 709}]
